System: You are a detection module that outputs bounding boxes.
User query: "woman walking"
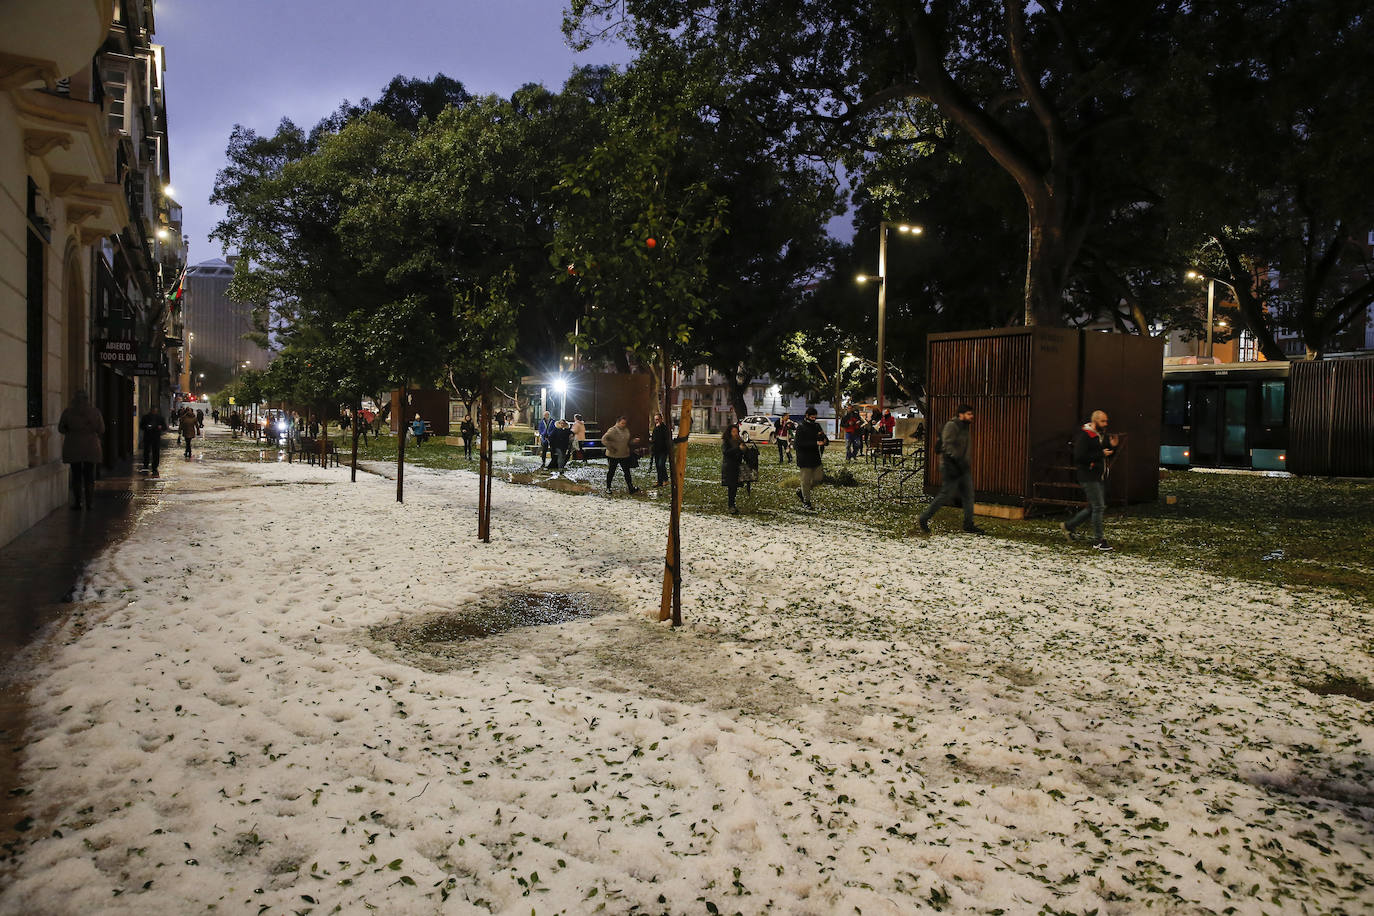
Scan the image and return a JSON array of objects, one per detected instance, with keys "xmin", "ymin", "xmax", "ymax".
[
  {"xmin": 59, "ymin": 390, "xmax": 104, "ymax": 509},
  {"xmin": 721, "ymin": 423, "xmax": 745, "ymax": 514},
  {"xmin": 178, "ymin": 407, "xmax": 199, "ymax": 458}
]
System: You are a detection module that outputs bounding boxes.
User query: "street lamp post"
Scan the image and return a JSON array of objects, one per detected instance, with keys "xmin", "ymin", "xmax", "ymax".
[
  {"xmin": 1186, "ymin": 271, "xmax": 1239, "ymax": 359},
  {"xmin": 857, "ymin": 221, "xmax": 921, "ymax": 413},
  {"xmin": 554, "ymin": 375, "xmax": 567, "ymax": 420}
]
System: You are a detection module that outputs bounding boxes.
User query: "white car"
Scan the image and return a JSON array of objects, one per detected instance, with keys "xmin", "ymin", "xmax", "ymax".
[{"xmin": 739, "ymin": 414, "xmax": 779, "ymax": 444}]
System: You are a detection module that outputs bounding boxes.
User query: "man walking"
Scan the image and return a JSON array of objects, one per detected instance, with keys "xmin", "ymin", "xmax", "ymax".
[
  {"xmin": 793, "ymin": 406, "xmax": 828, "ymax": 509},
  {"xmin": 650, "ymin": 413, "xmax": 671, "ymax": 486},
  {"xmin": 601, "ymin": 415, "xmax": 640, "ymax": 494},
  {"xmin": 842, "ymin": 408, "xmax": 862, "ymax": 461},
  {"xmin": 537, "ymin": 410, "xmax": 556, "ymax": 468},
  {"xmin": 1062, "ymin": 409, "xmax": 1118, "ymax": 551},
  {"xmin": 918, "ymin": 404, "xmax": 983, "ymax": 534},
  {"xmin": 179, "ymin": 407, "xmax": 198, "ymax": 459},
  {"xmin": 140, "ymin": 405, "xmax": 168, "ymax": 476}
]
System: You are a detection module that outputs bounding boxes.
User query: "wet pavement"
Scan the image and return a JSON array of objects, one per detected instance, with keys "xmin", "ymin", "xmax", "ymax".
[{"xmin": 0, "ymin": 441, "xmax": 183, "ymax": 870}]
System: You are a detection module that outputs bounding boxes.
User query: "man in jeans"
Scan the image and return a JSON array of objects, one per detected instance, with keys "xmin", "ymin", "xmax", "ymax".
[
  {"xmin": 537, "ymin": 410, "xmax": 556, "ymax": 468},
  {"xmin": 918, "ymin": 404, "xmax": 982, "ymax": 534},
  {"xmin": 793, "ymin": 407, "xmax": 828, "ymax": 509},
  {"xmin": 1062, "ymin": 410, "xmax": 1118, "ymax": 551},
  {"xmin": 601, "ymin": 415, "xmax": 640, "ymax": 494}
]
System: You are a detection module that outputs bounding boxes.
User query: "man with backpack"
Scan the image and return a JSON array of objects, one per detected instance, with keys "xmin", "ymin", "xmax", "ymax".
[{"xmin": 918, "ymin": 404, "xmax": 983, "ymax": 534}]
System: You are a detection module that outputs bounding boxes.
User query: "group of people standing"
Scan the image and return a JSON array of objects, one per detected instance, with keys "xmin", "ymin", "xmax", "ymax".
[{"xmin": 841, "ymin": 407, "xmax": 900, "ymax": 461}]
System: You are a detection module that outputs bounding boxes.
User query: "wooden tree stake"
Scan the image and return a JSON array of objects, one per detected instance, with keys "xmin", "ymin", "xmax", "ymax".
[{"xmin": 660, "ymin": 398, "xmax": 692, "ymax": 625}]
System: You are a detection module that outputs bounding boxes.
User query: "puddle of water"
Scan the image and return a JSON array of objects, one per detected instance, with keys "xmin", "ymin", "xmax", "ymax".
[
  {"xmin": 1301, "ymin": 676, "xmax": 1374, "ymax": 703},
  {"xmin": 374, "ymin": 591, "xmax": 609, "ymax": 648}
]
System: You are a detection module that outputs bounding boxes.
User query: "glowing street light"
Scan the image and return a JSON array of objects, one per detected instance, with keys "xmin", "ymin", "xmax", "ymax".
[
  {"xmin": 553, "ymin": 375, "xmax": 568, "ymax": 419},
  {"xmin": 856, "ymin": 222, "xmax": 922, "ymax": 413},
  {"xmin": 1186, "ymin": 271, "xmax": 1239, "ymax": 359}
]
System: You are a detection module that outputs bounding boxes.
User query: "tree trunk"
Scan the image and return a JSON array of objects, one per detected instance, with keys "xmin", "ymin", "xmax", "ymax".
[
  {"xmin": 660, "ymin": 348, "xmax": 688, "ymax": 627},
  {"xmin": 1214, "ymin": 233, "xmax": 1288, "ymax": 362},
  {"xmin": 396, "ymin": 395, "xmax": 406, "ymax": 504},
  {"xmin": 350, "ymin": 396, "xmax": 360, "ymax": 483},
  {"xmin": 723, "ymin": 366, "xmax": 751, "ymax": 423},
  {"xmin": 477, "ymin": 374, "xmax": 492, "ymax": 542},
  {"xmin": 1023, "ymin": 190, "xmax": 1070, "ymax": 327}
]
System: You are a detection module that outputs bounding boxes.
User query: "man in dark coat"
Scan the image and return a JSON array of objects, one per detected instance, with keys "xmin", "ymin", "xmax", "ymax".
[
  {"xmin": 1062, "ymin": 409, "xmax": 1118, "ymax": 551},
  {"xmin": 537, "ymin": 410, "xmax": 555, "ymax": 468},
  {"xmin": 460, "ymin": 416, "xmax": 476, "ymax": 459},
  {"xmin": 548, "ymin": 419, "xmax": 573, "ymax": 471},
  {"xmin": 918, "ymin": 404, "xmax": 983, "ymax": 534},
  {"xmin": 793, "ymin": 407, "xmax": 829, "ymax": 509},
  {"xmin": 140, "ymin": 406, "xmax": 168, "ymax": 477},
  {"xmin": 179, "ymin": 408, "xmax": 198, "ymax": 459},
  {"xmin": 59, "ymin": 391, "xmax": 104, "ymax": 509},
  {"xmin": 650, "ymin": 413, "xmax": 671, "ymax": 486}
]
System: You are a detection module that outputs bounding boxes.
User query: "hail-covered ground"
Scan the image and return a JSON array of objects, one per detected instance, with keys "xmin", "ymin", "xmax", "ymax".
[{"xmin": 2, "ymin": 454, "xmax": 1372, "ymax": 916}]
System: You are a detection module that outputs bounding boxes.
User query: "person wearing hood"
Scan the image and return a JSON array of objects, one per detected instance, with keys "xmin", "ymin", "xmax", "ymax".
[
  {"xmin": 59, "ymin": 390, "xmax": 105, "ymax": 509},
  {"xmin": 918, "ymin": 404, "xmax": 983, "ymax": 535}
]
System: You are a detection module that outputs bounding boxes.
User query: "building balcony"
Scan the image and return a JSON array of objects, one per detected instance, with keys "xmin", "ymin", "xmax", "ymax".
[
  {"xmin": 11, "ymin": 87, "xmax": 128, "ymax": 243},
  {"xmin": 0, "ymin": 1, "xmax": 114, "ymax": 89}
]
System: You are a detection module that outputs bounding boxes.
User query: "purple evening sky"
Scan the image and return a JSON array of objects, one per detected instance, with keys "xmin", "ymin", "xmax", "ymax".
[{"xmin": 154, "ymin": 0, "xmax": 633, "ymax": 263}]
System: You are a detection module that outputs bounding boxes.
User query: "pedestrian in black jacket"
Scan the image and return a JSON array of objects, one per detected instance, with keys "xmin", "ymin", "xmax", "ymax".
[
  {"xmin": 548, "ymin": 419, "xmax": 573, "ymax": 471},
  {"xmin": 918, "ymin": 404, "xmax": 983, "ymax": 534},
  {"xmin": 1061, "ymin": 410, "xmax": 1118, "ymax": 550},
  {"xmin": 460, "ymin": 417, "xmax": 476, "ymax": 459},
  {"xmin": 651, "ymin": 414, "xmax": 671, "ymax": 486},
  {"xmin": 793, "ymin": 407, "xmax": 828, "ymax": 509},
  {"xmin": 140, "ymin": 406, "xmax": 168, "ymax": 476},
  {"xmin": 721, "ymin": 424, "xmax": 745, "ymax": 513}
]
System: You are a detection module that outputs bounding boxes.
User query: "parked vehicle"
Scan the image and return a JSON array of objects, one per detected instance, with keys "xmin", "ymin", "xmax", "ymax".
[{"xmin": 739, "ymin": 414, "xmax": 779, "ymax": 444}]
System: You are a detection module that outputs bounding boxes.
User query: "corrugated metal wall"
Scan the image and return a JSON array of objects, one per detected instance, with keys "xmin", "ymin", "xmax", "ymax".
[
  {"xmin": 1289, "ymin": 358, "xmax": 1374, "ymax": 477},
  {"xmin": 925, "ymin": 330, "xmax": 1057, "ymax": 501},
  {"xmin": 925, "ymin": 328, "xmax": 1162, "ymax": 505}
]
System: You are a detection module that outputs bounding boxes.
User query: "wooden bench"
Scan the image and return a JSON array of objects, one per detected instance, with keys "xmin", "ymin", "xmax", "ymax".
[{"xmin": 868, "ymin": 435, "xmax": 905, "ymax": 468}]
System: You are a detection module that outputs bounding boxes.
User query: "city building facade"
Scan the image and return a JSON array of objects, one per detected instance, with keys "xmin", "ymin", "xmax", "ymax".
[{"xmin": 0, "ymin": 0, "xmax": 183, "ymax": 548}]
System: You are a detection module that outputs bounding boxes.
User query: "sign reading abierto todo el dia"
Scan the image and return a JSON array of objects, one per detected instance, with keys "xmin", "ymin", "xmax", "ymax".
[{"xmin": 97, "ymin": 339, "xmax": 138, "ymax": 365}]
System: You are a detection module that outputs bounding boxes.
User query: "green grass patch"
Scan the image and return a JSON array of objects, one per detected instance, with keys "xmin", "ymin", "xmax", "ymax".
[{"xmin": 199, "ymin": 429, "xmax": 1374, "ymax": 602}]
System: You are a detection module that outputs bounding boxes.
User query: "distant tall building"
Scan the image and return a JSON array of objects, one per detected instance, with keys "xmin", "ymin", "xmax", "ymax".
[{"xmin": 181, "ymin": 257, "xmax": 272, "ymax": 393}]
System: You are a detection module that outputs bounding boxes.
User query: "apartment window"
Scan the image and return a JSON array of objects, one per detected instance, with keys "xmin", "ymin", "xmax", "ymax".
[
  {"xmin": 1237, "ymin": 330, "xmax": 1257, "ymax": 362},
  {"xmin": 104, "ymin": 66, "xmax": 128, "ymax": 134}
]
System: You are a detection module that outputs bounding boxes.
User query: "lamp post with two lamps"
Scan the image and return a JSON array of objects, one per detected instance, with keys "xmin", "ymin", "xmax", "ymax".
[
  {"xmin": 856, "ymin": 221, "xmax": 921, "ymax": 413},
  {"xmin": 1185, "ymin": 271, "xmax": 1239, "ymax": 359}
]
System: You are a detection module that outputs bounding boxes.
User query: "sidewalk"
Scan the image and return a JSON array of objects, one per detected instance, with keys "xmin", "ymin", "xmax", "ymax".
[{"xmin": 0, "ymin": 432, "xmax": 190, "ymax": 871}]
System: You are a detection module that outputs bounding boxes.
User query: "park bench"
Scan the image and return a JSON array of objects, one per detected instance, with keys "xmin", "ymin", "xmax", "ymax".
[
  {"xmin": 876, "ymin": 445, "xmax": 925, "ymax": 499},
  {"xmin": 868, "ymin": 435, "xmax": 905, "ymax": 468}
]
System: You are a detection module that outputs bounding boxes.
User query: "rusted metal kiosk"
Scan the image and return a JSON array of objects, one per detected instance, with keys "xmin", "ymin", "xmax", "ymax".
[{"xmin": 924, "ymin": 328, "xmax": 1163, "ymax": 516}]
